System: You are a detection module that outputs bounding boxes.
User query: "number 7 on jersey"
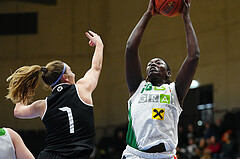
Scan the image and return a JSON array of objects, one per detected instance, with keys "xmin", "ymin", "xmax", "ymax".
[{"xmin": 59, "ymin": 107, "xmax": 74, "ymax": 134}]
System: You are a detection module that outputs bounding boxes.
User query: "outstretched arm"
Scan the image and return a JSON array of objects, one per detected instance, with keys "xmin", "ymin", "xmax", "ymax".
[
  {"xmin": 126, "ymin": 0, "xmax": 158, "ymax": 96},
  {"xmin": 76, "ymin": 31, "xmax": 103, "ymax": 105},
  {"xmin": 175, "ymin": 0, "xmax": 200, "ymax": 107}
]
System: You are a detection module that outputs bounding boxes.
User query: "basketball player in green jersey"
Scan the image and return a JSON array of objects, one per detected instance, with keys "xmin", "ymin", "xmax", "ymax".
[
  {"xmin": 0, "ymin": 127, "xmax": 34, "ymax": 159},
  {"xmin": 122, "ymin": 0, "xmax": 200, "ymax": 158}
]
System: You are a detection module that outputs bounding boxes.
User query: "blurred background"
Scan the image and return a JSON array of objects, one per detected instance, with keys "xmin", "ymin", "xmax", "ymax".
[{"xmin": 0, "ymin": 0, "xmax": 240, "ymax": 158}]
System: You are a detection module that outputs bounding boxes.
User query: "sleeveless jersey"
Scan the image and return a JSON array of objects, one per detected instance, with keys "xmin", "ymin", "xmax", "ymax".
[
  {"xmin": 0, "ymin": 128, "xmax": 16, "ymax": 159},
  {"xmin": 42, "ymin": 83, "xmax": 95, "ymax": 158},
  {"xmin": 126, "ymin": 81, "xmax": 182, "ymax": 157}
]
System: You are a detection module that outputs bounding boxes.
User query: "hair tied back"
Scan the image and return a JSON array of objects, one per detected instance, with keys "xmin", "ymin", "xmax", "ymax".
[{"xmin": 41, "ymin": 66, "xmax": 48, "ymax": 73}]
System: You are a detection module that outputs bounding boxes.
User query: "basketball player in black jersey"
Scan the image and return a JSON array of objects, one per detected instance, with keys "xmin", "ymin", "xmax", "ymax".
[{"xmin": 6, "ymin": 30, "xmax": 104, "ymax": 159}]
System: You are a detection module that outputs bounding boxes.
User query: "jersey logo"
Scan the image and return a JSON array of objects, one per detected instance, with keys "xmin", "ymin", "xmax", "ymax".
[
  {"xmin": 57, "ymin": 86, "xmax": 63, "ymax": 92},
  {"xmin": 138, "ymin": 94, "xmax": 170, "ymax": 104},
  {"xmin": 154, "ymin": 86, "xmax": 166, "ymax": 91},
  {"xmin": 139, "ymin": 94, "xmax": 159, "ymax": 103},
  {"xmin": 152, "ymin": 108, "xmax": 165, "ymax": 120},
  {"xmin": 160, "ymin": 94, "xmax": 170, "ymax": 104},
  {"xmin": 141, "ymin": 83, "xmax": 166, "ymax": 93}
]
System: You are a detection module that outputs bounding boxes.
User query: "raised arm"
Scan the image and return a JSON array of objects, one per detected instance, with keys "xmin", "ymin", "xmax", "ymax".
[
  {"xmin": 126, "ymin": 0, "xmax": 158, "ymax": 96},
  {"xmin": 175, "ymin": 0, "xmax": 200, "ymax": 107},
  {"xmin": 76, "ymin": 31, "xmax": 103, "ymax": 104}
]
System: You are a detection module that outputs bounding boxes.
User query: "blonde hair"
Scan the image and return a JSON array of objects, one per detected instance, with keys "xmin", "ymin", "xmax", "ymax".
[
  {"xmin": 6, "ymin": 60, "xmax": 65, "ymax": 104},
  {"xmin": 6, "ymin": 65, "xmax": 41, "ymax": 104}
]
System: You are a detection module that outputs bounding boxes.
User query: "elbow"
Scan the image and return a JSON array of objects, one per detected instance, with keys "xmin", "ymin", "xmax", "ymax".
[
  {"xmin": 14, "ymin": 109, "xmax": 26, "ymax": 119},
  {"xmin": 126, "ymin": 42, "xmax": 131, "ymax": 52},
  {"xmin": 125, "ymin": 41, "xmax": 138, "ymax": 58},
  {"xmin": 126, "ymin": 40, "xmax": 134, "ymax": 52},
  {"xmin": 14, "ymin": 104, "xmax": 24, "ymax": 118},
  {"xmin": 93, "ymin": 63, "xmax": 102, "ymax": 73},
  {"xmin": 14, "ymin": 108, "xmax": 21, "ymax": 118},
  {"xmin": 96, "ymin": 65, "xmax": 102, "ymax": 72},
  {"xmin": 191, "ymin": 49, "xmax": 200, "ymax": 61},
  {"xmin": 195, "ymin": 49, "xmax": 200, "ymax": 59}
]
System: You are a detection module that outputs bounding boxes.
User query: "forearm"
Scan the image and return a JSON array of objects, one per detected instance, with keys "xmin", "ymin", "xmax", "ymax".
[
  {"xmin": 91, "ymin": 43, "xmax": 104, "ymax": 72},
  {"xmin": 126, "ymin": 11, "xmax": 152, "ymax": 50},
  {"xmin": 78, "ymin": 44, "xmax": 103, "ymax": 94},
  {"xmin": 183, "ymin": 16, "xmax": 200, "ymax": 59},
  {"xmin": 175, "ymin": 16, "xmax": 200, "ymax": 105},
  {"xmin": 125, "ymin": 12, "xmax": 152, "ymax": 94}
]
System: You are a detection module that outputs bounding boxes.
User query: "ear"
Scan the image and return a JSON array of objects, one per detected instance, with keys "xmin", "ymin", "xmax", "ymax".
[
  {"xmin": 61, "ymin": 74, "xmax": 69, "ymax": 82},
  {"xmin": 167, "ymin": 71, "xmax": 171, "ymax": 77}
]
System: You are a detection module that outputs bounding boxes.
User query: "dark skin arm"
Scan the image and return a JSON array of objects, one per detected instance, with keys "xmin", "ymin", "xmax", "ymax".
[
  {"xmin": 125, "ymin": 0, "xmax": 200, "ymax": 106},
  {"xmin": 125, "ymin": 0, "xmax": 158, "ymax": 97},
  {"xmin": 175, "ymin": 0, "xmax": 200, "ymax": 107}
]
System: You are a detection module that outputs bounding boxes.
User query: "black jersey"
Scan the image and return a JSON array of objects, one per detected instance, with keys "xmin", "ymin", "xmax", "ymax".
[{"xmin": 42, "ymin": 83, "xmax": 95, "ymax": 158}]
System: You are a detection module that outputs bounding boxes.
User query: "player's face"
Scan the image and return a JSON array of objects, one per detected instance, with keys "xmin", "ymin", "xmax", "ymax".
[
  {"xmin": 65, "ymin": 64, "xmax": 75, "ymax": 84},
  {"xmin": 146, "ymin": 58, "xmax": 169, "ymax": 79}
]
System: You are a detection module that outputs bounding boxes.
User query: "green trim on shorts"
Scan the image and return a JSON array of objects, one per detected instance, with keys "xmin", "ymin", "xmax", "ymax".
[{"xmin": 0, "ymin": 128, "xmax": 6, "ymax": 136}]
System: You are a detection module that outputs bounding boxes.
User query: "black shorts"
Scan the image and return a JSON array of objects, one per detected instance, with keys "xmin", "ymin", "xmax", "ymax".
[{"xmin": 38, "ymin": 151, "xmax": 90, "ymax": 159}]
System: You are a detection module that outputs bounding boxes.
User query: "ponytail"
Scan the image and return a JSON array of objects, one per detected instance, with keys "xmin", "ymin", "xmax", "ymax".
[
  {"xmin": 6, "ymin": 60, "xmax": 65, "ymax": 104},
  {"xmin": 6, "ymin": 65, "xmax": 42, "ymax": 104}
]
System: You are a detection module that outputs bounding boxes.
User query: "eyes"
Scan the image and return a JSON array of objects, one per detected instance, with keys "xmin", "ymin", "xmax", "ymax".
[
  {"xmin": 156, "ymin": 61, "xmax": 163, "ymax": 65},
  {"xmin": 66, "ymin": 67, "xmax": 75, "ymax": 75},
  {"xmin": 147, "ymin": 60, "xmax": 165, "ymax": 66}
]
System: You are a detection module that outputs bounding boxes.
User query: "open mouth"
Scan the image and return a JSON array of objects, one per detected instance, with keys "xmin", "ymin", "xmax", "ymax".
[
  {"xmin": 149, "ymin": 67, "xmax": 158, "ymax": 72},
  {"xmin": 148, "ymin": 68, "xmax": 159, "ymax": 75}
]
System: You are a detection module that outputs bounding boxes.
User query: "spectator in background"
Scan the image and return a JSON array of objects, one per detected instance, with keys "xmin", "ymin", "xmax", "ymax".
[
  {"xmin": 215, "ymin": 118, "xmax": 224, "ymax": 141},
  {"xmin": 203, "ymin": 122, "xmax": 217, "ymax": 140},
  {"xmin": 187, "ymin": 124, "xmax": 199, "ymax": 143},
  {"xmin": 200, "ymin": 150, "xmax": 211, "ymax": 159},
  {"xmin": 195, "ymin": 138, "xmax": 208, "ymax": 159},
  {"xmin": 186, "ymin": 137, "xmax": 198, "ymax": 159},
  {"xmin": 205, "ymin": 135, "xmax": 221, "ymax": 159},
  {"xmin": 220, "ymin": 130, "xmax": 235, "ymax": 159}
]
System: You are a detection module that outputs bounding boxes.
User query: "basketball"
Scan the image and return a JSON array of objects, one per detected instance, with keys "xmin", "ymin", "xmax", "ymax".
[{"xmin": 155, "ymin": 0, "xmax": 183, "ymax": 17}]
